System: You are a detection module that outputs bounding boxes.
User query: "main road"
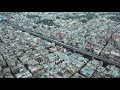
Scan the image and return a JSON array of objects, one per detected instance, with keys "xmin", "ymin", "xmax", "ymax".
[{"xmin": 1, "ymin": 19, "xmax": 120, "ymax": 68}]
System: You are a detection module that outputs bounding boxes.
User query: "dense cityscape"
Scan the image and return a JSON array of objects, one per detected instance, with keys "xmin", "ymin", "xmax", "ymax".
[{"xmin": 0, "ymin": 12, "xmax": 120, "ymax": 78}]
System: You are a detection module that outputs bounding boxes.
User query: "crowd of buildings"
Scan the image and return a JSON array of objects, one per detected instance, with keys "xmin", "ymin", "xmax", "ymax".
[{"xmin": 0, "ymin": 12, "xmax": 120, "ymax": 78}]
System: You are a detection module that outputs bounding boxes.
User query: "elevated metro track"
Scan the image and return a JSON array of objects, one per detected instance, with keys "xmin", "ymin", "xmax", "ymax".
[{"xmin": 1, "ymin": 19, "xmax": 120, "ymax": 68}]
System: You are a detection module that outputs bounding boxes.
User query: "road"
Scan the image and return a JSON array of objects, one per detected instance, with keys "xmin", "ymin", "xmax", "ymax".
[{"xmin": 1, "ymin": 19, "xmax": 120, "ymax": 68}]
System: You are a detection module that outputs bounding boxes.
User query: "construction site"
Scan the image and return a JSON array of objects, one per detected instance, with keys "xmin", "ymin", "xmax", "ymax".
[{"xmin": 0, "ymin": 12, "xmax": 120, "ymax": 78}]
